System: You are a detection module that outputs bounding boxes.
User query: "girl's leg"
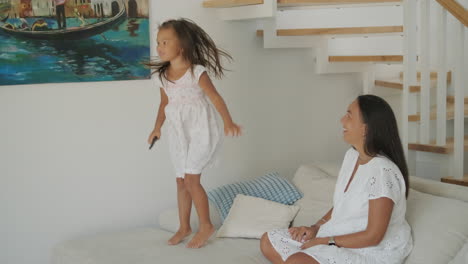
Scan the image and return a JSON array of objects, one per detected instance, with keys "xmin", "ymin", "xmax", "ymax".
[
  {"xmin": 167, "ymin": 178, "xmax": 193, "ymax": 245},
  {"xmin": 260, "ymin": 233, "xmax": 284, "ymax": 264},
  {"xmin": 184, "ymin": 173, "xmax": 215, "ymax": 248}
]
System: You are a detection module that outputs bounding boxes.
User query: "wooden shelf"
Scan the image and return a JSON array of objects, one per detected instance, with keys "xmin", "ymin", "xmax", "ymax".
[
  {"xmin": 277, "ymin": 0, "xmax": 402, "ymax": 7},
  {"xmin": 441, "ymin": 176, "xmax": 468, "ymax": 187},
  {"xmin": 409, "ymin": 136, "xmax": 468, "ymax": 154},
  {"xmin": 408, "ymin": 101, "xmax": 468, "ymax": 122},
  {"xmin": 203, "ymin": 0, "xmax": 263, "ymax": 8},
  {"xmin": 328, "ymin": 55, "xmax": 403, "ymax": 62},
  {"xmin": 256, "ymin": 26, "xmax": 403, "ymax": 36}
]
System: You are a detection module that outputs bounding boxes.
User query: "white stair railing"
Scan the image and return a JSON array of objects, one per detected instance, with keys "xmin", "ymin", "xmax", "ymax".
[{"xmin": 405, "ymin": 0, "xmax": 467, "ymax": 179}]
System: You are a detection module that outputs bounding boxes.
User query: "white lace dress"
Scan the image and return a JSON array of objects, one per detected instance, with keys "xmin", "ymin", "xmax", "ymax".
[
  {"xmin": 154, "ymin": 65, "xmax": 222, "ymax": 178},
  {"xmin": 267, "ymin": 148, "xmax": 413, "ymax": 264}
]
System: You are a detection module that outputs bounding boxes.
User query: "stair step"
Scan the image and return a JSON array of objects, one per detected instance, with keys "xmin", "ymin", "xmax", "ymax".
[
  {"xmin": 256, "ymin": 26, "xmax": 403, "ymax": 37},
  {"xmin": 408, "ymin": 136, "xmax": 468, "ymax": 154},
  {"xmin": 447, "ymin": 96, "xmax": 468, "ymax": 104},
  {"xmin": 329, "ymin": 55, "xmax": 403, "ymax": 62},
  {"xmin": 375, "ymin": 75, "xmax": 452, "ymax": 92},
  {"xmin": 374, "ymin": 80, "xmax": 420, "ymax": 92},
  {"xmin": 408, "ymin": 100, "xmax": 468, "ymax": 122},
  {"xmin": 399, "ymin": 71, "xmax": 452, "ymax": 82},
  {"xmin": 203, "ymin": 0, "xmax": 263, "ymax": 8},
  {"xmin": 441, "ymin": 176, "xmax": 468, "ymax": 187},
  {"xmin": 278, "ymin": 0, "xmax": 402, "ymax": 7}
]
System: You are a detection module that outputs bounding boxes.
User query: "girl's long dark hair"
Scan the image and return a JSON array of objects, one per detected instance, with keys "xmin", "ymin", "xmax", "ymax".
[
  {"xmin": 357, "ymin": 95, "xmax": 409, "ymax": 198},
  {"xmin": 145, "ymin": 18, "xmax": 232, "ymax": 83}
]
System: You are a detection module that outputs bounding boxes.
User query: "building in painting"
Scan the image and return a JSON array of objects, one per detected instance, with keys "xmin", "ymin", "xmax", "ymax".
[
  {"xmin": 125, "ymin": 0, "xmax": 148, "ymax": 18},
  {"xmin": 91, "ymin": 0, "xmax": 147, "ymax": 18},
  {"xmin": 66, "ymin": 0, "xmax": 93, "ymax": 18},
  {"xmin": 30, "ymin": 0, "xmax": 54, "ymax": 17}
]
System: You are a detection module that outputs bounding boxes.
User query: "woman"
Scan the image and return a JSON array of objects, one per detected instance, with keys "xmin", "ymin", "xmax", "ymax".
[{"xmin": 260, "ymin": 95, "xmax": 413, "ymax": 264}]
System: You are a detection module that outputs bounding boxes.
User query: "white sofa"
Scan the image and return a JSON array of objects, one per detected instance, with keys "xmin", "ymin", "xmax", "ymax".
[{"xmin": 52, "ymin": 162, "xmax": 468, "ymax": 264}]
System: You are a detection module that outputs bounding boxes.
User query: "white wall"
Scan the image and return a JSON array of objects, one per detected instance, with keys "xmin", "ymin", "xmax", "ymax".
[{"xmin": 0, "ymin": 1, "xmax": 361, "ymax": 264}]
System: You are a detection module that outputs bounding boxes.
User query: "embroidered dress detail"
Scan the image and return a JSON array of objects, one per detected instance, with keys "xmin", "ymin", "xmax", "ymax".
[{"xmin": 154, "ymin": 65, "xmax": 222, "ymax": 178}]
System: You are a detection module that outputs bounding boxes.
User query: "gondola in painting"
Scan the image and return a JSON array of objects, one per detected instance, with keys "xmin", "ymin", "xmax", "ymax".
[{"xmin": 0, "ymin": 0, "xmax": 150, "ymax": 85}]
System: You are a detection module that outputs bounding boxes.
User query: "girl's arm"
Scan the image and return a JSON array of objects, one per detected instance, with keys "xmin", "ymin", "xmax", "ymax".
[
  {"xmin": 199, "ymin": 72, "xmax": 241, "ymax": 136},
  {"xmin": 148, "ymin": 88, "xmax": 168, "ymax": 143},
  {"xmin": 301, "ymin": 197, "xmax": 394, "ymax": 249}
]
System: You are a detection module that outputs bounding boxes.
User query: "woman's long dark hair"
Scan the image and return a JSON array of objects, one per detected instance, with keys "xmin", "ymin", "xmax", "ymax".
[
  {"xmin": 145, "ymin": 18, "xmax": 232, "ymax": 83},
  {"xmin": 357, "ymin": 95, "xmax": 409, "ymax": 198}
]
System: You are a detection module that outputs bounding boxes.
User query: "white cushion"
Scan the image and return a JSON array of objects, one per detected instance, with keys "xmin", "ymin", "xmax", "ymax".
[
  {"xmin": 449, "ymin": 242, "xmax": 468, "ymax": 264},
  {"xmin": 159, "ymin": 201, "xmax": 222, "ymax": 233},
  {"xmin": 405, "ymin": 189, "xmax": 468, "ymax": 264},
  {"xmin": 292, "ymin": 163, "xmax": 336, "ymax": 202},
  {"xmin": 52, "ymin": 228, "xmax": 270, "ymax": 264},
  {"xmin": 216, "ymin": 194, "xmax": 300, "ymax": 239},
  {"xmin": 291, "ymin": 164, "xmax": 335, "ymax": 227}
]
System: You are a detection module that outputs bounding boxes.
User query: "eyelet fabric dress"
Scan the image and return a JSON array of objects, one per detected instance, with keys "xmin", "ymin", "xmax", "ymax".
[
  {"xmin": 154, "ymin": 65, "xmax": 222, "ymax": 178},
  {"xmin": 267, "ymin": 148, "xmax": 413, "ymax": 264}
]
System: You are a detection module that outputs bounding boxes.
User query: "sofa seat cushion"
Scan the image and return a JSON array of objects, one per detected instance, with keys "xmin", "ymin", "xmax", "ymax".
[
  {"xmin": 52, "ymin": 228, "xmax": 269, "ymax": 264},
  {"xmin": 405, "ymin": 189, "xmax": 468, "ymax": 264}
]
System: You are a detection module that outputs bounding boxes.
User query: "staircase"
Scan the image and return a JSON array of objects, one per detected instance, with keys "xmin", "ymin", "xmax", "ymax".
[{"xmin": 202, "ymin": 0, "xmax": 468, "ymax": 185}]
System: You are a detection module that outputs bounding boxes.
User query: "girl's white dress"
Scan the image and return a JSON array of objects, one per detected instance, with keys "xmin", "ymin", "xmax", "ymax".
[
  {"xmin": 154, "ymin": 65, "xmax": 222, "ymax": 178},
  {"xmin": 268, "ymin": 148, "xmax": 413, "ymax": 264}
]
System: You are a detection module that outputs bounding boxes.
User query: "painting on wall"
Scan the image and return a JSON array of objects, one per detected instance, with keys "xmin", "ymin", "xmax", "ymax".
[{"xmin": 0, "ymin": 0, "xmax": 151, "ymax": 86}]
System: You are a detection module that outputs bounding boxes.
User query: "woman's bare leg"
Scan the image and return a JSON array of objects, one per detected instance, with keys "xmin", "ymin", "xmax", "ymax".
[
  {"xmin": 260, "ymin": 233, "xmax": 285, "ymax": 264},
  {"xmin": 184, "ymin": 173, "xmax": 215, "ymax": 248},
  {"xmin": 285, "ymin": 253, "xmax": 319, "ymax": 264},
  {"xmin": 167, "ymin": 178, "xmax": 193, "ymax": 245}
]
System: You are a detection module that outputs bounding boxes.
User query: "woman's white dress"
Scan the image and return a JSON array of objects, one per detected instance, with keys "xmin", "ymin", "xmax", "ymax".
[
  {"xmin": 267, "ymin": 148, "xmax": 413, "ymax": 264},
  {"xmin": 154, "ymin": 65, "xmax": 222, "ymax": 178}
]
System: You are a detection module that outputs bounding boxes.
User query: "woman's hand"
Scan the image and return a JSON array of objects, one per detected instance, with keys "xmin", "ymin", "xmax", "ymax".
[
  {"xmin": 224, "ymin": 122, "xmax": 242, "ymax": 137},
  {"xmin": 148, "ymin": 129, "xmax": 161, "ymax": 144},
  {"xmin": 288, "ymin": 225, "xmax": 319, "ymax": 243},
  {"xmin": 300, "ymin": 237, "xmax": 328, "ymax": 250}
]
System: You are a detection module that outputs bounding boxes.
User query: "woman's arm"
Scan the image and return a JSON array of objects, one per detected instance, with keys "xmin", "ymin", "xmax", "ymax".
[
  {"xmin": 314, "ymin": 207, "xmax": 333, "ymax": 227},
  {"xmin": 199, "ymin": 72, "xmax": 241, "ymax": 136},
  {"xmin": 301, "ymin": 197, "xmax": 394, "ymax": 249}
]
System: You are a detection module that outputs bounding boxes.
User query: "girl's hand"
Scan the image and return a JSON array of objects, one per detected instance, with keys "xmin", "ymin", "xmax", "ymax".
[
  {"xmin": 224, "ymin": 122, "xmax": 242, "ymax": 137},
  {"xmin": 300, "ymin": 237, "xmax": 327, "ymax": 250},
  {"xmin": 148, "ymin": 129, "xmax": 161, "ymax": 144},
  {"xmin": 288, "ymin": 226, "xmax": 319, "ymax": 242}
]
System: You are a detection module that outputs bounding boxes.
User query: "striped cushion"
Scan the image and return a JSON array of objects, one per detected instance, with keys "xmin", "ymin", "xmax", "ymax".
[{"xmin": 207, "ymin": 172, "xmax": 303, "ymax": 221}]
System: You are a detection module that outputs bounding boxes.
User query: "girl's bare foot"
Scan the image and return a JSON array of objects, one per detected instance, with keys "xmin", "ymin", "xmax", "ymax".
[
  {"xmin": 167, "ymin": 228, "xmax": 192, "ymax": 245},
  {"xmin": 186, "ymin": 224, "xmax": 215, "ymax": 249}
]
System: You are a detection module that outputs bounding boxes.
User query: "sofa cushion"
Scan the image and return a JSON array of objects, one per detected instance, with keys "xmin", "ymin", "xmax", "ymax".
[
  {"xmin": 291, "ymin": 164, "xmax": 335, "ymax": 227},
  {"xmin": 216, "ymin": 194, "xmax": 299, "ymax": 239},
  {"xmin": 405, "ymin": 189, "xmax": 468, "ymax": 264},
  {"xmin": 207, "ymin": 172, "xmax": 303, "ymax": 221},
  {"xmin": 52, "ymin": 228, "xmax": 270, "ymax": 264}
]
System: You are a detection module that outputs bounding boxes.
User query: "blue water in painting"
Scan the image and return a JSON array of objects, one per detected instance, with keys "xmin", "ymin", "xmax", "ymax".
[{"xmin": 0, "ymin": 18, "xmax": 151, "ymax": 85}]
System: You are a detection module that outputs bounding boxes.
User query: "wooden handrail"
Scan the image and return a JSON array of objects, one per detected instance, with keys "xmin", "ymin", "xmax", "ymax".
[{"xmin": 435, "ymin": 0, "xmax": 468, "ymax": 27}]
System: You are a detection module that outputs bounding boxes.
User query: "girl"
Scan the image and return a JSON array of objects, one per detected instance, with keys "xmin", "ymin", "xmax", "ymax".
[{"xmin": 147, "ymin": 18, "xmax": 241, "ymax": 249}]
